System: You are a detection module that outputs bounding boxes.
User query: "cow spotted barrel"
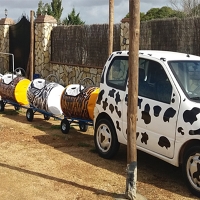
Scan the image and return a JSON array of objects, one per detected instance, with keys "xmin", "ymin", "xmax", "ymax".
[
  {"xmin": 60, "ymin": 80, "xmax": 100, "ymax": 134},
  {"xmin": 0, "ymin": 73, "xmax": 30, "ymax": 105},
  {"xmin": 26, "ymin": 77, "xmax": 65, "ymax": 121}
]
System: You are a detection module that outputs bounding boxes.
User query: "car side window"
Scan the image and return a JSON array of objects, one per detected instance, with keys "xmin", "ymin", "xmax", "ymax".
[
  {"xmin": 139, "ymin": 58, "xmax": 172, "ymax": 104},
  {"xmin": 107, "ymin": 57, "xmax": 128, "ymax": 90}
]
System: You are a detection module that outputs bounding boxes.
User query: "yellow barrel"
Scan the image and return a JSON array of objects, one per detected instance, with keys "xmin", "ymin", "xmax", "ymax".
[
  {"xmin": 87, "ymin": 88, "xmax": 100, "ymax": 120},
  {"xmin": 14, "ymin": 79, "xmax": 31, "ymax": 105}
]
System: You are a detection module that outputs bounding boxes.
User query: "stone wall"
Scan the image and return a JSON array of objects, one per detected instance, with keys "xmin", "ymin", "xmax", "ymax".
[{"xmin": 49, "ymin": 63, "xmax": 102, "ymax": 86}]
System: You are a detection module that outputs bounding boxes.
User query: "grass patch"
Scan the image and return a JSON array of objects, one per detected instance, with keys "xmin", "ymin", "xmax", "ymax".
[
  {"xmin": 51, "ymin": 124, "xmax": 60, "ymax": 129},
  {"xmin": 32, "ymin": 125, "xmax": 47, "ymax": 131},
  {"xmin": 3, "ymin": 110, "xmax": 19, "ymax": 115}
]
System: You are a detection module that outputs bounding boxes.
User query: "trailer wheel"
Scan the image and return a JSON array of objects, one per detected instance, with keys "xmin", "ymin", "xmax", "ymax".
[
  {"xmin": 61, "ymin": 118, "xmax": 70, "ymax": 134},
  {"xmin": 0, "ymin": 100, "xmax": 4, "ymax": 112},
  {"xmin": 44, "ymin": 114, "xmax": 50, "ymax": 120},
  {"xmin": 79, "ymin": 122, "xmax": 88, "ymax": 132},
  {"xmin": 14, "ymin": 106, "xmax": 20, "ymax": 111},
  {"xmin": 26, "ymin": 108, "xmax": 34, "ymax": 122}
]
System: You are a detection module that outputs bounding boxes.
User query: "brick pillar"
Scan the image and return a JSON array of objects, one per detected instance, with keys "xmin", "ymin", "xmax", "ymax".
[
  {"xmin": 121, "ymin": 18, "xmax": 130, "ymax": 51},
  {"xmin": 0, "ymin": 17, "xmax": 14, "ymax": 73},
  {"xmin": 34, "ymin": 14, "xmax": 57, "ymax": 78}
]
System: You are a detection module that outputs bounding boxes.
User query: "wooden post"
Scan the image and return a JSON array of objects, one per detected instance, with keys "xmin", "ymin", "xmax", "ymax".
[
  {"xmin": 29, "ymin": 10, "xmax": 34, "ymax": 81},
  {"xmin": 125, "ymin": 0, "xmax": 140, "ymax": 199},
  {"xmin": 108, "ymin": 0, "xmax": 114, "ymax": 56}
]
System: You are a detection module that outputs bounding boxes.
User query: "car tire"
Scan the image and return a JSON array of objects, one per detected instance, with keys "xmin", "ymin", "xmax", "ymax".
[
  {"xmin": 0, "ymin": 100, "xmax": 4, "ymax": 112},
  {"xmin": 182, "ymin": 146, "xmax": 200, "ymax": 197},
  {"xmin": 26, "ymin": 108, "xmax": 34, "ymax": 122},
  {"xmin": 94, "ymin": 118, "xmax": 120, "ymax": 159},
  {"xmin": 79, "ymin": 122, "xmax": 88, "ymax": 132},
  {"xmin": 61, "ymin": 118, "xmax": 70, "ymax": 134}
]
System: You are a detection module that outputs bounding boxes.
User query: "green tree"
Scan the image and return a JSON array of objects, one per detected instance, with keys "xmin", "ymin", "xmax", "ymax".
[
  {"xmin": 50, "ymin": 0, "xmax": 63, "ymax": 23},
  {"xmin": 190, "ymin": 4, "xmax": 200, "ymax": 16},
  {"xmin": 125, "ymin": 6, "xmax": 184, "ymax": 21},
  {"xmin": 140, "ymin": 12, "xmax": 146, "ymax": 21},
  {"xmin": 62, "ymin": 8, "xmax": 85, "ymax": 25},
  {"xmin": 36, "ymin": 0, "xmax": 52, "ymax": 16},
  {"xmin": 36, "ymin": 0, "xmax": 63, "ymax": 23}
]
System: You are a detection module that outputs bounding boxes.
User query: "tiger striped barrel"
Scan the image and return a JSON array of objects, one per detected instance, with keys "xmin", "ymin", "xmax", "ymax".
[
  {"xmin": 60, "ymin": 85, "xmax": 99, "ymax": 120},
  {"xmin": 0, "ymin": 74, "xmax": 30, "ymax": 105},
  {"xmin": 27, "ymin": 78, "xmax": 65, "ymax": 116}
]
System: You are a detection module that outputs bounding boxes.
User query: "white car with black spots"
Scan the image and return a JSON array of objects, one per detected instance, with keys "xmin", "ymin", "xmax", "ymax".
[{"xmin": 94, "ymin": 50, "xmax": 200, "ymax": 197}]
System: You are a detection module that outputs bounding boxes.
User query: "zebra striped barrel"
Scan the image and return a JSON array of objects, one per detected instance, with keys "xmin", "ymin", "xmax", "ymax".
[{"xmin": 27, "ymin": 78, "xmax": 65, "ymax": 116}]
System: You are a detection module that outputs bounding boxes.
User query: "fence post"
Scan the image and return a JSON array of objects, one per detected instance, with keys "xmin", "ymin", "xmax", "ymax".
[{"xmin": 108, "ymin": 0, "xmax": 114, "ymax": 56}]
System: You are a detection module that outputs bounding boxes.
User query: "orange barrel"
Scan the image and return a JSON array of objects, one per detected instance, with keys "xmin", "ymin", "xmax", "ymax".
[
  {"xmin": 87, "ymin": 88, "xmax": 100, "ymax": 120},
  {"xmin": 0, "ymin": 74, "xmax": 30, "ymax": 105},
  {"xmin": 27, "ymin": 78, "xmax": 65, "ymax": 115},
  {"xmin": 60, "ymin": 85, "xmax": 99, "ymax": 120}
]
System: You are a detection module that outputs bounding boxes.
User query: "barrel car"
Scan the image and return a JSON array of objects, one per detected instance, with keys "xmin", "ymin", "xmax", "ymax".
[
  {"xmin": 60, "ymin": 77, "xmax": 99, "ymax": 134},
  {"xmin": 26, "ymin": 74, "xmax": 65, "ymax": 121},
  {"xmin": 0, "ymin": 68, "xmax": 30, "ymax": 111}
]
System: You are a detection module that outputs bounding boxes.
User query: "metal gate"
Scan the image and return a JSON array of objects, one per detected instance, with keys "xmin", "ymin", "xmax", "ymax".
[{"xmin": 9, "ymin": 16, "xmax": 30, "ymax": 73}]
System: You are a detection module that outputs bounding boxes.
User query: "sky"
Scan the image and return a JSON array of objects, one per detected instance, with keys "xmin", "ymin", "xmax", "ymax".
[{"xmin": 0, "ymin": 0, "xmax": 170, "ymax": 25}]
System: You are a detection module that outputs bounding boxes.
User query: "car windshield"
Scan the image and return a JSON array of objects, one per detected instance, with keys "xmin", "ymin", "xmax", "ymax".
[{"xmin": 169, "ymin": 60, "xmax": 200, "ymax": 100}]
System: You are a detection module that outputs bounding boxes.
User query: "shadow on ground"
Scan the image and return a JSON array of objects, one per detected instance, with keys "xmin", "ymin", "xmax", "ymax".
[{"xmin": 0, "ymin": 106, "xmax": 197, "ymax": 199}]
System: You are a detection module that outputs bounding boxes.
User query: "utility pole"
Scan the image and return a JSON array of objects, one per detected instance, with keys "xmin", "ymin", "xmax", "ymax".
[
  {"xmin": 125, "ymin": 0, "xmax": 140, "ymax": 200},
  {"xmin": 108, "ymin": 0, "xmax": 114, "ymax": 56}
]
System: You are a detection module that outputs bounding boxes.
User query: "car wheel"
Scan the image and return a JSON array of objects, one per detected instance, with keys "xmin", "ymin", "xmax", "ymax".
[
  {"xmin": 183, "ymin": 146, "xmax": 200, "ymax": 197},
  {"xmin": 26, "ymin": 108, "xmax": 34, "ymax": 122},
  {"xmin": 94, "ymin": 118, "xmax": 120, "ymax": 159},
  {"xmin": 79, "ymin": 121, "xmax": 88, "ymax": 132},
  {"xmin": 0, "ymin": 100, "xmax": 5, "ymax": 112},
  {"xmin": 44, "ymin": 114, "xmax": 50, "ymax": 120},
  {"xmin": 61, "ymin": 118, "xmax": 70, "ymax": 134}
]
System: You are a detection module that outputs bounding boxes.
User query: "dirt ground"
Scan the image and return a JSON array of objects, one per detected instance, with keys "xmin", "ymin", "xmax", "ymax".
[{"xmin": 0, "ymin": 105, "xmax": 199, "ymax": 200}]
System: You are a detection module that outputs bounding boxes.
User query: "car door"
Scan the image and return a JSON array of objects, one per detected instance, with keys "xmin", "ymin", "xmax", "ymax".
[
  {"xmin": 122, "ymin": 57, "xmax": 181, "ymax": 158},
  {"xmin": 100, "ymin": 56, "xmax": 129, "ymax": 144}
]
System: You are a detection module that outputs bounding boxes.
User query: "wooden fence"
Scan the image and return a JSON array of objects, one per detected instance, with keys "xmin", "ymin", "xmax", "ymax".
[{"xmin": 51, "ymin": 24, "xmax": 121, "ymax": 67}]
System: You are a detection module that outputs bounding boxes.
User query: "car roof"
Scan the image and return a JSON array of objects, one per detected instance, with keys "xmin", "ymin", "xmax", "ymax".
[{"xmin": 112, "ymin": 50, "xmax": 200, "ymax": 61}]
